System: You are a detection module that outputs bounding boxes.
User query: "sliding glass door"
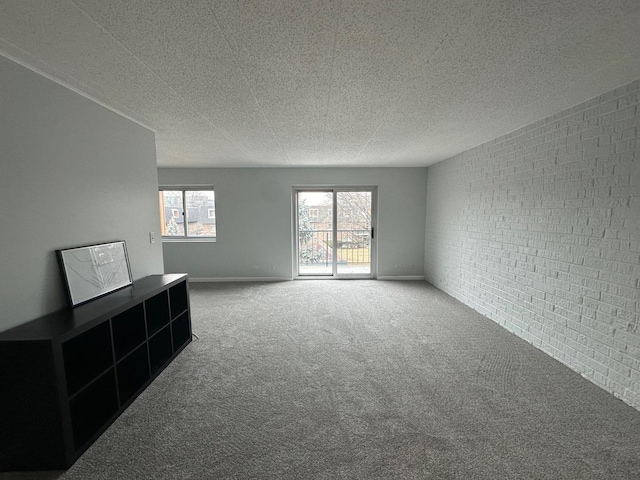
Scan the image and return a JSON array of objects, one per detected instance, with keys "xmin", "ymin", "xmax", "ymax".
[{"xmin": 295, "ymin": 188, "xmax": 376, "ymax": 278}]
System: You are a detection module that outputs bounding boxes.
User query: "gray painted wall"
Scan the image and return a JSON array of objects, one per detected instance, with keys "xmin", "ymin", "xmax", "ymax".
[
  {"xmin": 425, "ymin": 80, "xmax": 640, "ymax": 410},
  {"xmin": 0, "ymin": 56, "xmax": 164, "ymax": 332},
  {"xmin": 158, "ymin": 168, "xmax": 427, "ymax": 280}
]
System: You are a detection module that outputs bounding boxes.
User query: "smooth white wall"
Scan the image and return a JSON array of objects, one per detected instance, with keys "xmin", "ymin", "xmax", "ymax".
[
  {"xmin": 425, "ymin": 80, "xmax": 640, "ymax": 410},
  {"xmin": 0, "ymin": 56, "xmax": 164, "ymax": 332},
  {"xmin": 158, "ymin": 168, "xmax": 427, "ymax": 280}
]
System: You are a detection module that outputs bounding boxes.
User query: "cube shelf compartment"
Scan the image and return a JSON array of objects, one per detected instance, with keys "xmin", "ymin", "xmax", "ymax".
[
  {"xmin": 145, "ymin": 291, "xmax": 171, "ymax": 336},
  {"xmin": 149, "ymin": 325, "xmax": 173, "ymax": 375},
  {"xmin": 0, "ymin": 274, "xmax": 191, "ymax": 471},
  {"xmin": 63, "ymin": 321, "xmax": 113, "ymax": 396},
  {"xmin": 70, "ymin": 369, "xmax": 118, "ymax": 450},
  {"xmin": 112, "ymin": 303, "xmax": 146, "ymax": 361}
]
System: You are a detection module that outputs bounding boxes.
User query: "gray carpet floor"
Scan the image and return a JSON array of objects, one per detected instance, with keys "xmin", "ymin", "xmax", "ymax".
[{"xmin": 3, "ymin": 280, "xmax": 640, "ymax": 479}]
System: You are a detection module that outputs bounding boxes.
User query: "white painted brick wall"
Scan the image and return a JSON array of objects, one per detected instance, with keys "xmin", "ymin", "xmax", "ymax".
[{"xmin": 425, "ymin": 80, "xmax": 640, "ymax": 410}]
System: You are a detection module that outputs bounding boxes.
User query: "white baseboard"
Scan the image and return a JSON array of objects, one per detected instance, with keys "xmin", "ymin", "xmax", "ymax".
[
  {"xmin": 377, "ymin": 275, "xmax": 425, "ymax": 281},
  {"xmin": 188, "ymin": 277, "xmax": 291, "ymax": 283},
  {"xmin": 189, "ymin": 276, "xmax": 425, "ymax": 282}
]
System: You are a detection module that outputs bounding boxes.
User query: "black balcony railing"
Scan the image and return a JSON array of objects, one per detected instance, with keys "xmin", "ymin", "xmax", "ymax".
[{"xmin": 298, "ymin": 229, "xmax": 371, "ymax": 267}]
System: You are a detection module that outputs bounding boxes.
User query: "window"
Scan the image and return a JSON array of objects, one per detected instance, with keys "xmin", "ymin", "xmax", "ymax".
[
  {"xmin": 159, "ymin": 188, "xmax": 216, "ymax": 240},
  {"xmin": 308, "ymin": 208, "xmax": 319, "ymax": 218}
]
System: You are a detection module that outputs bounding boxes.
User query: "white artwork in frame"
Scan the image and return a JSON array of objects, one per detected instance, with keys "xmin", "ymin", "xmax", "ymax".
[{"xmin": 57, "ymin": 241, "xmax": 133, "ymax": 307}]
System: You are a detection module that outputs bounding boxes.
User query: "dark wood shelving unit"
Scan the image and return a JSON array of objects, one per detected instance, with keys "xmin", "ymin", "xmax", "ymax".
[{"xmin": 0, "ymin": 274, "xmax": 191, "ymax": 471}]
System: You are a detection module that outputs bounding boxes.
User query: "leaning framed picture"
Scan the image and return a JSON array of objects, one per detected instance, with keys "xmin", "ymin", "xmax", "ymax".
[{"xmin": 56, "ymin": 241, "xmax": 133, "ymax": 307}]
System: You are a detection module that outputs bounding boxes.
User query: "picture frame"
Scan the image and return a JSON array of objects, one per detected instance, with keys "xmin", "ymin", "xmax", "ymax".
[{"xmin": 56, "ymin": 241, "xmax": 133, "ymax": 307}]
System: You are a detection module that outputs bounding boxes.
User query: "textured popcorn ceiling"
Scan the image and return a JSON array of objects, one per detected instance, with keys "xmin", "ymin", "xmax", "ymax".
[{"xmin": 1, "ymin": 0, "xmax": 639, "ymax": 167}]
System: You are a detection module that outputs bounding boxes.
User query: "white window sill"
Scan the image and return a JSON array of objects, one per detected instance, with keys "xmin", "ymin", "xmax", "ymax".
[{"xmin": 161, "ymin": 237, "xmax": 216, "ymax": 243}]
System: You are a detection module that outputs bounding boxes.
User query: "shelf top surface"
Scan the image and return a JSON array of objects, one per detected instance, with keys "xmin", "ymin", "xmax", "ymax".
[{"xmin": 0, "ymin": 274, "xmax": 188, "ymax": 341}]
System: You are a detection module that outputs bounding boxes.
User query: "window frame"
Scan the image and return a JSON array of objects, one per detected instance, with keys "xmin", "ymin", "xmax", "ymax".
[{"xmin": 159, "ymin": 186, "xmax": 216, "ymax": 242}]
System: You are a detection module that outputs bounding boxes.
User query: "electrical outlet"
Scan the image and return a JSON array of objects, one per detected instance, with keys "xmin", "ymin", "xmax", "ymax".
[
  {"xmin": 149, "ymin": 232, "xmax": 156, "ymax": 244},
  {"xmin": 395, "ymin": 264, "xmax": 402, "ymax": 269}
]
